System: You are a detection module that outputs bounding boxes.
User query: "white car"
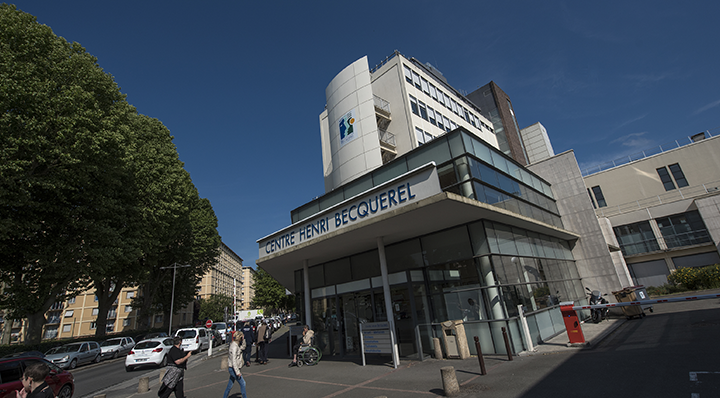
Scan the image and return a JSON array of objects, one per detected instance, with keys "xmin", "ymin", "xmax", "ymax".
[
  {"xmin": 175, "ymin": 328, "xmax": 210, "ymax": 353},
  {"xmin": 211, "ymin": 322, "xmax": 228, "ymax": 343},
  {"xmin": 101, "ymin": 336, "xmax": 135, "ymax": 359},
  {"xmin": 125, "ymin": 337, "xmax": 174, "ymax": 371}
]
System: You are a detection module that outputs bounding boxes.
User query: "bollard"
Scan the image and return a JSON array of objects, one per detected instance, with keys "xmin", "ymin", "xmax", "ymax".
[
  {"xmin": 433, "ymin": 337, "xmax": 443, "ymax": 359},
  {"xmin": 440, "ymin": 366, "xmax": 460, "ymax": 396},
  {"xmin": 221, "ymin": 356, "xmax": 228, "ymax": 370},
  {"xmin": 473, "ymin": 336, "xmax": 486, "ymax": 375},
  {"xmin": 138, "ymin": 376, "xmax": 149, "ymax": 393},
  {"xmin": 501, "ymin": 327, "xmax": 513, "ymax": 361},
  {"xmin": 159, "ymin": 368, "xmax": 166, "ymax": 382}
]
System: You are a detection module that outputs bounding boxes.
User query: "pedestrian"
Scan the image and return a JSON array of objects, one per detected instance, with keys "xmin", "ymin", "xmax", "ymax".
[
  {"xmin": 158, "ymin": 336, "xmax": 192, "ymax": 398},
  {"xmin": 241, "ymin": 321, "xmax": 255, "ymax": 367},
  {"xmin": 16, "ymin": 362, "xmax": 53, "ymax": 398},
  {"xmin": 222, "ymin": 331, "xmax": 247, "ymax": 398},
  {"xmin": 256, "ymin": 320, "xmax": 272, "ymax": 365}
]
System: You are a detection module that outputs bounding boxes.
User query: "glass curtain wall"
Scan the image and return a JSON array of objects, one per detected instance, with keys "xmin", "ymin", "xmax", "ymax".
[{"xmin": 296, "ymin": 219, "xmax": 582, "ymax": 357}]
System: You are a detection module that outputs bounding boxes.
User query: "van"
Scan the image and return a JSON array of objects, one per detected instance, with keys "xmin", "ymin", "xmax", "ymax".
[{"xmin": 174, "ymin": 328, "xmax": 210, "ymax": 353}]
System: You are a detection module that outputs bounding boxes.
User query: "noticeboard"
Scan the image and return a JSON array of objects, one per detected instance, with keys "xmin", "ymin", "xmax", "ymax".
[{"xmin": 360, "ymin": 321, "xmax": 398, "ymax": 368}]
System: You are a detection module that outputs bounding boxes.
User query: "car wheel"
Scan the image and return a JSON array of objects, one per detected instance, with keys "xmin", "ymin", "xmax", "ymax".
[
  {"xmin": 69, "ymin": 359, "xmax": 77, "ymax": 369},
  {"xmin": 160, "ymin": 355, "xmax": 168, "ymax": 367},
  {"xmin": 94, "ymin": 354, "xmax": 101, "ymax": 363},
  {"xmin": 57, "ymin": 384, "xmax": 72, "ymax": 398},
  {"xmin": 125, "ymin": 366, "xmax": 134, "ymax": 372},
  {"xmin": 112, "ymin": 351, "xmax": 118, "ymax": 359}
]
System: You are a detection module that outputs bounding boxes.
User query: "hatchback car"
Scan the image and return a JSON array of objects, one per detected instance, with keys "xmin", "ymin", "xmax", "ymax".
[
  {"xmin": 0, "ymin": 356, "xmax": 74, "ymax": 398},
  {"xmin": 125, "ymin": 337, "xmax": 174, "ymax": 372},
  {"xmin": 174, "ymin": 328, "xmax": 210, "ymax": 353},
  {"xmin": 45, "ymin": 341, "xmax": 101, "ymax": 369},
  {"xmin": 100, "ymin": 337, "xmax": 135, "ymax": 359}
]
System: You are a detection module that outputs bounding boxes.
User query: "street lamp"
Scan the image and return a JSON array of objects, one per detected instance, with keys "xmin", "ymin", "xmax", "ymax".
[{"xmin": 159, "ymin": 263, "xmax": 191, "ymax": 335}]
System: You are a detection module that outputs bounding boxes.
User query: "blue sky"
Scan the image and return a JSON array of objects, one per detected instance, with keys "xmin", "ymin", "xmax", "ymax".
[{"xmin": 10, "ymin": 1, "xmax": 720, "ymax": 268}]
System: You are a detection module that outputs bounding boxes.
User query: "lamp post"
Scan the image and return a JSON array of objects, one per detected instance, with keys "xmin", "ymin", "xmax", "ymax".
[{"xmin": 159, "ymin": 263, "xmax": 191, "ymax": 335}]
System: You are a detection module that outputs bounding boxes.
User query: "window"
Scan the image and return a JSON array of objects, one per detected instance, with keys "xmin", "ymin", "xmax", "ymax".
[
  {"xmin": 403, "ymin": 64, "xmax": 412, "ymax": 83},
  {"xmin": 154, "ymin": 315, "xmax": 163, "ymax": 323},
  {"xmin": 64, "ymin": 310, "xmax": 74, "ymax": 317},
  {"xmin": 126, "ymin": 291, "xmax": 135, "ymax": 299},
  {"xmin": 90, "ymin": 322, "xmax": 97, "ymax": 330},
  {"xmin": 591, "ymin": 186, "xmax": 607, "ymax": 207},
  {"xmin": 412, "ymin": 71, "xmax": 421, "ymax": 89},
  {"xmin": 444, "ymin": 93, "xmax": 452, "ymax": 110},
  {"xmin": 463, "ymin": 108, "xmax": 470, "ymax": 122},
  {"xmin": 451, "ymin": 99, "xmax": 458, "ymax": 114},
  {"xmin": 613, "ymin": 221, "xmax": 660, "ymax": 255},
  {"xmin": 125, "ymin": 305, "xmax": 132, "ymax": 312},
  {"xmin": 416, "ymin": 127, "xmax": 426, "ymax": 145},
  {"xmin": 92, "ymin": 308, "xmax": 99, "ymax": 316},
  {"xmin": 656, "ymin": 210, "xmax": 711, "ymax": 248},
  {"xmin": 62, "ymin": 324, "xmax": 72, "ymax": 332},
  {"xmin": 419, "ymin": 101, "xmax": 428, "ymax": 120},
  {"xmin": 425, "ymin": 131, "xmax": 433, "ymax": 143},
  {"xmin": 587, "ymin": 188, "xmax": 597, "ymax": 209},
  {"xmin": 68, "ymin": 297, "xmax": 75, "ymax": 305},
  {"xmin": 436, "ymin": 112, "xmax": 444, "ymax": 130},
  {"xmin": 123, "ymin": 319, "xmax": 131, "ymax": 327},
  {"xmin": 409, "ymin": 95, "xmax": 419, "ymax": 115},
  {"xmin": 421, "ymin": 77, "xmax": 429, "ymax": 94},
  {"xmin": 668, "ymin": 163, "xmax": 689, "ymax": 187},
  {"xmin": 656, "ymin": 167, "xmax": 675, "ymax": 191},
  {"xmin": 0, "ymin": 360, "xmax": 23, "ymax": 383},
  {"xmin": 436, "ymin": 89, "xmax": 444, "ymax": 105},
  {"xmin": 443, "ymin": 116, "xmax": 451, "ymax": 132},
  {"xmin": 428, "ymin": 107, "xmax": 436, "ymax": 126},
  {"xmin": 94, "ymin": 295, "xmax": 98, "ymax": 302},
  {"xmin": 429, "ymin": 83, "xmax": 437, "ymax": 100}
]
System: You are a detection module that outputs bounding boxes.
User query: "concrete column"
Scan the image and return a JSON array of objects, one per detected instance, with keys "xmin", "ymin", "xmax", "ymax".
[
  {"xmin": 303, "ymin": 259, "xmax": 311, "ymax": 327},
  {"xmin": 479, "ymin": 256, "xmax": 505, "ymax": 319},
  {"xmin": 433, "ymin": 337, "xmax": 443, "ymax": 359},
  {"xmin": 440, "ymin": 366, "xmax": 460, "ymax": 396},
  {"xmin": 377, "ymin": 236, "xmax": 399, "ymax": 366}
]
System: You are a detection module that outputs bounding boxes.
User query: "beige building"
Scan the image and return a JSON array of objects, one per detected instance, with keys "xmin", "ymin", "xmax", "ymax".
[
  {"xmin": 237, "ymin": 266, "xmax": 256, "ymax": 311},
  {"xmin": 582, "ymin": 131, "xmax": 720, "ymax": 287},
  {"xmin": 2, "ymin": 242, "xmax": 243, "ymax": 342}
]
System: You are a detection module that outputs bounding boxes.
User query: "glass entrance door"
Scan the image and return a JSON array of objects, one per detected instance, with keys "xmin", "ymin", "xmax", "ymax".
[{"xmin": 340, "ymin": 291, "xmax": 373, "ymax": 354}]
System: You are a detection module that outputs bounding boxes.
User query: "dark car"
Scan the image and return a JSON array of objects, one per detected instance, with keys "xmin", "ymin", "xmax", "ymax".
[
  {"xmin": 1, "ymin": 351, "xmax": 45, "ymax": 359},
  {"xmin": 0, "ymin": 356, "xmax": 74, "ymax": 398}
]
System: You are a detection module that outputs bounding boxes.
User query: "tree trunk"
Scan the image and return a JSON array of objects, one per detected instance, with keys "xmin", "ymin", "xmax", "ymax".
[
  {"xmin": 24, "ymin": 312, "xmax": 46, "ymax": 345},
  {"xmin": 94, "ymin": 279, "xmax": 124, "ymax": 338}
]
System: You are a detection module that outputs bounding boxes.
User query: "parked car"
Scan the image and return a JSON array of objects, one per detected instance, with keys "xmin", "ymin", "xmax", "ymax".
[
  {"xmin": 210, "ymin": 322, "xmax": 228, "ymax": 343},
  {"xmin": 174, "ymin": 328, "xmax": 210, "ymax": 353},
  {"xmin": 0, "ymin": 356, "xmax": 74, "ymax": 398},
  {"xmin": 1, "ymin": 351, "xmax": 45, "ymax": 359},
  {"xmin": 100, "ymin": 337, "xmax": 136, "ymax": 359},
  {"xmin": 45, "ymin": 341, "xmax": 101, "ymax": 369},
  {"xmin": 134, "ymin": 332, "xmax": 169, "ymax": 342},
  {"xmin": 125, "ymin": 337, "xmax": 174, "ymax": 372}
]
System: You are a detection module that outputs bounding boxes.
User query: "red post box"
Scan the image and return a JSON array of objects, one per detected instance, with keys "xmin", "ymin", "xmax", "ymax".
[{"xmin": 560, "ymin": 302, "xmax": 586, "ymax": 344}]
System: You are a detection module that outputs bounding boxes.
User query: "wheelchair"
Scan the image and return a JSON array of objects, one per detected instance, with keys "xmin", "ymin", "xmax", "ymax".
[{"xmin": 296, "ymin": 342, "xmax": 321, "ymax": 367}]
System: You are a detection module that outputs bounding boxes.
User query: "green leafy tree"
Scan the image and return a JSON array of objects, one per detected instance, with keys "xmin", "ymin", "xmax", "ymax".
[
  {"xmin": 250, "ymin": 268, "xmax": 290, "ymax": 314},
  {"xmin": 199, "ymin": 294, "xmax": 233, "ymax": 322},
  {"xmin": 0, "ymin": 4, "xmax": 140, "ymax": 343}
]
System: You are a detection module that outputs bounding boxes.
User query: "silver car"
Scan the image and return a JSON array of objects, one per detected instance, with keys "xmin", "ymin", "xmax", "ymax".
[
  {"xmin": 100, "ymin": 337, "xmax": 136, "ymax": 359},
  {"xmin": 45, "ymin": 341, "xmax": 101, "ymax": 369}
]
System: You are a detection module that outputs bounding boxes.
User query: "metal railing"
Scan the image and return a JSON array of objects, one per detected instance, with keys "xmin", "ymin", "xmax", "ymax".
[
  {"xmin": 378, "ymin": 129, "xmax": 396, "ymax": 147},
  {"xmin": 663, "ymin": 229, "xmax": 712, "ymax": 249},
  {"xmin": 582, "ymin": 128, "xmax": 719, "ymax": 177},
  {"xmin": 373, "ymin": 95, "xmax": 391, "ymax": 113},
  {"xmin": 596, "ymin": 180, "xmax": 720, "ymax": 218}
]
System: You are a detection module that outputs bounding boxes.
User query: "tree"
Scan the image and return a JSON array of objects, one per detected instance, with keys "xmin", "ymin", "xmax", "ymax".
[
  {"xmin": 199, "ymin": 294, "xmax": 233, "ymax": 322},
  {"xmin": 0, "ymin": 4, "xmax": 139, "ymax": 343},
  {"xmin": 250, "ymin": 268, "xmax": 289, "ymax": 314}
]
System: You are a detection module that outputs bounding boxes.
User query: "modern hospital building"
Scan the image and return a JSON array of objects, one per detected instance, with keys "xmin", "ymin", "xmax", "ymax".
[{"xmin": 256, "ymin": 51, "xmax": 720, "ymax": 359}]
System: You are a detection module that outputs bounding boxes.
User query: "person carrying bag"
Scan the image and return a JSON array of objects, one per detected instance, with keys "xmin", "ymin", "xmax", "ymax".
[{"xmin": 223, "ymin": 332, "xmax": 248, "ymax": 398}]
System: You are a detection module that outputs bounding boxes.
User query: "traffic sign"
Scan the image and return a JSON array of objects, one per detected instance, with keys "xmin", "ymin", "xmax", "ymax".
[{"xmin": 205, "ymin": 319, "xmax": 212, "ymax": 328}]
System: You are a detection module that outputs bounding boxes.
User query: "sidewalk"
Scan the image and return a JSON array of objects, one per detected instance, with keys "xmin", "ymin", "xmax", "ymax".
[{"xmin": 91, "ymin": 318, "xmax": 622, "ymax": 398}]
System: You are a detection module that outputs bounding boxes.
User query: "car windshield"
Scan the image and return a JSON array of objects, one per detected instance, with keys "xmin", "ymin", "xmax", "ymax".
[
  {"xmin": 47, "ymin": 344, "xmax": 81, "ymax": 354},
  {"xmin": 134, "ymin": 341, "xmax": 160, "ymax": 349},
  {"xmin": 211, "ymin": 323, "xmax": 226, "ymax": 330},
  {"xmin": 176, "ymin": 330, "xmax": 197, "ymax": 338},
  {"xmin": 101, "ymin": 339, "xmax": 122, "ymax": 346}
]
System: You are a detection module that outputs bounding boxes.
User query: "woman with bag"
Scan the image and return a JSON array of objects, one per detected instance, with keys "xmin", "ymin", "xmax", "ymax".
[
  {"xmin": 159, "ymin": 337, "xmax": 192, "ymax": 398},
  {"xmin": 222, "ymin": 331, "xmax": 248, "ymax": 398}
]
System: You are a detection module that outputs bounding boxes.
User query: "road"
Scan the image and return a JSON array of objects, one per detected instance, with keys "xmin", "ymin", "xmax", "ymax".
[
  {"xmin": 70, "ymin": 342, "xmax": 231, "ymax": 398},
  {"xmin": 514, "ymin": 295, "xmax": 720, "ymax": 397}
]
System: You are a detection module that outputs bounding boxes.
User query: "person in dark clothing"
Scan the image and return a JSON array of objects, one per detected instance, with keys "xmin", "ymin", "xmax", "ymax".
[
  {"xmin": 159, "ymin": 337, "xmax": 192, "ymax": 398},
  {"xmin": 17, "ymin": 362, "xmax": 53, "ymax": 398},
  {"xmin": 240, "ymin": 321, "xmax": 255, "ymax": 367}
]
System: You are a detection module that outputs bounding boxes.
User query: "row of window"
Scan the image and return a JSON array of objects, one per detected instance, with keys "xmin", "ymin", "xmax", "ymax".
[
  {"xmin": 63, "ymin": 306, "xmax": 132, "ymax": 318},
  {"xmin": 613, "ymin": 210, "xmax": 711, "ymax": 256},
  {"xmin": 404, "ymin": 64, "xmax": 491, "ymax": 133},
  {"xmin": 410, "ymin": 95, "xmax": 465, "ymax": 135}
]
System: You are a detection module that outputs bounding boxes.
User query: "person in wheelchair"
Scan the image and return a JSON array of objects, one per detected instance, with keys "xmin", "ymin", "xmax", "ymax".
[{"xmin": 288, "ymin": 325, "xmax": 314, "ymax": 367}]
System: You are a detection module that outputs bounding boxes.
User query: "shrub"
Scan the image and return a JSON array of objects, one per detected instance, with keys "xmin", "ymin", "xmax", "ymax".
[{"xmin": 667, "ymin": 264, "xmax": 720, "ymax": 291}]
